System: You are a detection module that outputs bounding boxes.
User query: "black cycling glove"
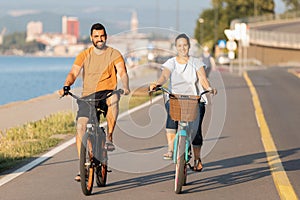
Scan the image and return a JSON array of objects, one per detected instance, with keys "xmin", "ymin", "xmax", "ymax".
[{"xmin": 63, "ymin": 86, "xmax": 70, "ymax": 95}]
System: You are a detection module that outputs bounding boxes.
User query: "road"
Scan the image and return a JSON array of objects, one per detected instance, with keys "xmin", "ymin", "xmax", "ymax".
[
  {"xmin": 253, "ymin": 19, "xmax": 300, "ymax": 33},
  {"xmin": 0, "ymin": 67, "xmax": 299, "ymax": 200}
]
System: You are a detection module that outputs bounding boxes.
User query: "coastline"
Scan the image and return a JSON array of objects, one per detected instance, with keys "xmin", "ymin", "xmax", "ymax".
[{"xmin": 0, "ymin": 91, "xmax": 73, "ymax": 131}]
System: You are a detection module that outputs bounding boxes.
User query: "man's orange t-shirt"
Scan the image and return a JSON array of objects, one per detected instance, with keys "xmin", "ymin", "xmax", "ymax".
[{"xmin": 73, "ymin": 46, "xmax": 125, "ymax": 97}]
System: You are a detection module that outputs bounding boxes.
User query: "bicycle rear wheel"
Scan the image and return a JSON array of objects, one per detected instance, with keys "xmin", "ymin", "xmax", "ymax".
[
  {"xmin": 80, "ymin": 134, "xmax": 94, "ymax": 195},
  {"xmin": 174, "ymin": 136, "xmax": 186, "ymax": 194}
]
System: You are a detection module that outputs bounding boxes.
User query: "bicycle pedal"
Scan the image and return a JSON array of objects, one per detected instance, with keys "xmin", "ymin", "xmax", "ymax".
[{"xmin": 187, "ymin": 163, "xmax": 193, "ymax": 170}]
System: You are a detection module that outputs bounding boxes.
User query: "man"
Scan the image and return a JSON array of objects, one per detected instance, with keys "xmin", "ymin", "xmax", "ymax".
[
  {"xmin": 59, "ymin": 23, "xmax": 130, "ymax": 181},
  {"xmin": 201, "ymin": 46, "xmax": 216, "ymax": 78}
]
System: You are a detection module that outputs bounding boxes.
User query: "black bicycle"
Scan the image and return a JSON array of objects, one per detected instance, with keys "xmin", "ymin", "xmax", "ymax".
[{"xmin": 61, "ymin": 89, "xmax": 123, "ymax": 195}]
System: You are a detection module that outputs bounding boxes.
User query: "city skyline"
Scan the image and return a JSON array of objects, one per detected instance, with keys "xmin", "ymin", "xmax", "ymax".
[{"xmin": 0, "ymin": 0, "xmax": 286, "ymax": 37}]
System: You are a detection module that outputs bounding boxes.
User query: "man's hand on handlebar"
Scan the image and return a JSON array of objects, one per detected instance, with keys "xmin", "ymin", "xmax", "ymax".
[
  {"xmin": 122, "ymin": 88, "xmax": 130, "ymax": 95},
  {"xmin": 58, "ymin": 86, "xmax": 71, "ymax": 97}
]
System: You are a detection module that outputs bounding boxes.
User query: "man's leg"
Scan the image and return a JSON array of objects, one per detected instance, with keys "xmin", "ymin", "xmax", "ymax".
[
  {"xmin": 76, "ymin": 117, "xmax": 89, "ymax": 158},
  {"xmin": 105, "ymin": 93, "xmax": 120, "ymax": 147},
  {"xmin": 74, "ymin": 116, "xmax": 88, "ymax": 181}
]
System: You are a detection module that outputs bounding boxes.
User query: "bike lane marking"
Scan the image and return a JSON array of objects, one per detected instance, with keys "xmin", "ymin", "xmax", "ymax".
[
  {"xmin": 243, "ymin": 71, "xmax": 298, "ymax": 200},
  {"xmin": 0, "ymin": 95, "xmax": 162, "ymax": 187},
  {"xmin": 288, "ymin": 68, "xmax": 300, "ymax": 78}
]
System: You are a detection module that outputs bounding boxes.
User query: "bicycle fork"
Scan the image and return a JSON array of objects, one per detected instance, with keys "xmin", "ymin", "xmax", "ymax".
[{"xmin": 173, "ymin": 123, "xmax": 190, "ymax": 164}]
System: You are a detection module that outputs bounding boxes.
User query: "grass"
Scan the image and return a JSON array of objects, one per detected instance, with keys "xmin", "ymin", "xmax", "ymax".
[{"xmin": 0, "ymin": 89, "xmax": 158, "ymax": 174}]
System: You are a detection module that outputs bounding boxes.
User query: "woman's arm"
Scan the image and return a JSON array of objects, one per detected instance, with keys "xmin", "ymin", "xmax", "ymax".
[
  {"xmin": 149, "ymin": 68, "xmax": 171, "ymax": 90},
  {"xmin": 197, "ymin": 66, "xmax": 217, "ymax": 95}
]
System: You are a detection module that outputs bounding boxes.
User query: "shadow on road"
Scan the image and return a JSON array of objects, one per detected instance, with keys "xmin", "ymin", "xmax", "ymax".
[{"xmin": 91, "ymin": 147, "xmax": 299, "ymax": 195}]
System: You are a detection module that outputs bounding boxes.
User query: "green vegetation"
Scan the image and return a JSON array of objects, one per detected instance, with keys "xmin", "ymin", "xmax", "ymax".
[
  {"xmin": 0, "ymin": 112, "xmax": 75, "ymax": 172},
  {"xmin": 0, "ymin": 91, "xmax": 155, "ymax": 174},
  {"xmin": 282, "ymin": 0, "xmax": 299, "ymax": 12},
  {"xmin": 194, "ymin": 0, "xmax": 275, "ymax": 50},
  {"xmin": 0, "ymin": 32, "xmax": 46, "ymax": 54}
]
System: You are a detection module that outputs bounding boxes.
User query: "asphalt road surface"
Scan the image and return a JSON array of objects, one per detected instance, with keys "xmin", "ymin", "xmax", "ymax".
[{"xmin": 0, "ymin": 67, "xmax": 299, "ymax": 200}]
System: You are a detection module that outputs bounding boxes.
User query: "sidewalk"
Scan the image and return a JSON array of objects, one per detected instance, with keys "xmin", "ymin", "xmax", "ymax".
[{"xmin": 0, "ymin": 92, "xmax": 73, "ymax": 131}]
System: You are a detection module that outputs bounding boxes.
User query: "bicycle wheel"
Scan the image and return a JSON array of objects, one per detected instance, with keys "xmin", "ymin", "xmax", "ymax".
[
  {"xmin": 96, "ymin": 164, "xmax": 107, "ymax": 187},
  {"xmin": 80, "ymin": 134, "xmax": 94, "ymax": 195},
  {"xmin": 174, "ymin": 136, "xmax": 186, "ymax": 194},
  {"xmin": 95, "ymin": 128, "xmax": 108, "ymax": 187}
]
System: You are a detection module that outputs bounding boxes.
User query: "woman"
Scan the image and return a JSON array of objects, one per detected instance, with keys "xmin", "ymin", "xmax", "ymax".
[{"xmin": 150, "ymin": 33, "xmax": 217, "ymax": 171}]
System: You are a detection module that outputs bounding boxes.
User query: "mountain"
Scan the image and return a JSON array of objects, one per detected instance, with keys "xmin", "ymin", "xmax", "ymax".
[{"xmin": 0, "ymin": 10, "xmax": 200, "ymax": 38}]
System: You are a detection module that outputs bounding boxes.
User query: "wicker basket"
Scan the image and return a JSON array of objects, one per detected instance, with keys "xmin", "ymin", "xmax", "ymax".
[{"xmin": 169, "ymin": 94, "xmax": 200, "ymax": 122}]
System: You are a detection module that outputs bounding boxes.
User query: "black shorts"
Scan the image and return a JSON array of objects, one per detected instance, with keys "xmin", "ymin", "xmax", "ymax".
[{"xmin": 76, "ymin": 90, "xmax": 113, "ymax": 121}]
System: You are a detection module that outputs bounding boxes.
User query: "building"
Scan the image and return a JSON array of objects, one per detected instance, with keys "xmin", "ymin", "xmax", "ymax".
[
  {"xmin": 26, "ymin": 21, "xmax": 43, "ymax": 42},
  {"xmin": 62, "ymin": 16, "xmax": 80, "ymax": 40},
  {"xmin": 131, "ymin": 10, "xmax": 139, "ymax": 34}
]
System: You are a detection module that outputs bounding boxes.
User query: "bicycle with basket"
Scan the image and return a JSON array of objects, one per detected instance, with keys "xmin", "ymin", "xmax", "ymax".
[{"xmin": 151, "ymin": 86, "xmax": 210, "ymax": 194}]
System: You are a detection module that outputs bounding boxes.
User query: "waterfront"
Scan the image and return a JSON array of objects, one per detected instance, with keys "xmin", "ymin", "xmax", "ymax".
[{"xmin": 0, "ymin": 56, "xmax": 74, "ymax": 105}]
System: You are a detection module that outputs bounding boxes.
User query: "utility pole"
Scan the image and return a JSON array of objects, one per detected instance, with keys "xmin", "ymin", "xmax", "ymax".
[
  {"xmin": 176, "ymin": 0, "xmax": 180, "ymax": 31},
  {"xmin": 213, "ymin": 0, "xmax": 219, "ymax": 52}
]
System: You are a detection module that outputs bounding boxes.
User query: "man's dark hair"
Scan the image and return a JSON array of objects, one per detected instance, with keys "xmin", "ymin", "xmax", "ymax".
[
  {"xmin": 175, "ymin": 33, "xmax": 190, "ymax": 48},
  {"xmin": 90, "ymin": 23, "xmax": 107, "ymax": 36}
]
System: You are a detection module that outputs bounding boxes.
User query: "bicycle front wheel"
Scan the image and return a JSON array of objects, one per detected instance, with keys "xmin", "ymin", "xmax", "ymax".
[
  {"xmin": 174, "ymin": 136, "xmax": 186, "ymax": 194},
  {"xmin": 80, "ymin": 134, "xmax": 94, "ymax": 195},
  {"xmin": 96, "ymin": 164, "xmax": 107, "ymax": 187}
]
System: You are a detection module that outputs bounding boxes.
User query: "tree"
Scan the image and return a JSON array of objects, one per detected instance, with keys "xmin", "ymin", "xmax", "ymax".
[
  {"xmin": 194, "ymin": 0, "xmax": 275, "ymax": 49},
  {"xmin": 282, "ymin": 0, "xmax": 300, "ymax": 11}
]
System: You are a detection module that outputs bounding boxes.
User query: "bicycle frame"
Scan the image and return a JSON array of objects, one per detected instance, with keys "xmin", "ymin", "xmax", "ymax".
[
  {"xmin": 150, "ymin": 86, "xmax": 210, "ymax": 194},
  {"xmin": 173, "ymin": 122, "xmax": 191, "ymax": 164},
  {"xmin": 61, "ymin": 89, "xmax": 123, "ymax": 195}
]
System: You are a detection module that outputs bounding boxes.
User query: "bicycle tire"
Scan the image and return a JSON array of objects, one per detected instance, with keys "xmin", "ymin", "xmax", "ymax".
[
  {"xmin": 80, "ymin": 134, "xmax": 94, "ymax": 195},
  {"xmin": 174, "ymin": 136, "xmax": 186, "ymax": 194},
  {"xmin": 96, "ymin": 164, "xmax": 107, "ymax": 187},
  {"xmin": 94, "ymin": 127, "xmax": 108, "ymax": 187}
]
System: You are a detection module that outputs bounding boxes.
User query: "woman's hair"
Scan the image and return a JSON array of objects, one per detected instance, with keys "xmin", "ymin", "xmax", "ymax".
[
  {"xmin": 90, "ymin": 23, "xmax": 107, "ymax": 36},
  {"xmin": 175, "ymin": 33, "xmax": 190, "ymax": 48}
]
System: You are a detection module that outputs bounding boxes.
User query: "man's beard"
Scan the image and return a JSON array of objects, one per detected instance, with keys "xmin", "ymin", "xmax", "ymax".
[{"xmin": 93, "ymin": 41, "xmax": 106, "ymax": 50}]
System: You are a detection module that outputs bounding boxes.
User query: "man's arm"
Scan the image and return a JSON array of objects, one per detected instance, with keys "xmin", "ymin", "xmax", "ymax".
[
  {"xmin": 58, "ymin": 64, "xmax": 82, "ymax": 96},
  {"xmin": 115, "ymin": 61, "xmax": 130, "ymax": 95}
]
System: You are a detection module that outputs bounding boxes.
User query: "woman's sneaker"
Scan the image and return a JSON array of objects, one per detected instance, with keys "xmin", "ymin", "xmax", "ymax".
[{"xmin": 163, "ymin": 151, "xmax": 173, "ymax": 160}]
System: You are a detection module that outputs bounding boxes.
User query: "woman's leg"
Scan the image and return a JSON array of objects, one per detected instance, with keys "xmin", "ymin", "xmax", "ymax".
[
  {"xmin": 192, "ymin": 102, "xmax": 206, "ymax": 171},
  {"xmin": 164, "ymin": 100, "xmax": 177, "ymax": 159}
]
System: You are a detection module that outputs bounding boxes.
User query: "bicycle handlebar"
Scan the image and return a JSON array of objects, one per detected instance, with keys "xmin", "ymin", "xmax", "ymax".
[
  {"xmin": 149, "ymin": 86, "xmax": 211, "ymax": 98},
  {"xmin": 60, "ymin": 89, "xmax": 124, "ymax": 102}
]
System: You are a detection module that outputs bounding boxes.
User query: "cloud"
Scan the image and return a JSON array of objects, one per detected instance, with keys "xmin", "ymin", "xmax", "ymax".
[{"xmin": 8, "ymin": 9, "xmax": 41, "ymax": 17}]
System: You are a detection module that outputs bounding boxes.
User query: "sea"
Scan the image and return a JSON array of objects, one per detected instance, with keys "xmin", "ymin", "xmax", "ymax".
[{"xmin": 0, "ymin": 56, "xmax": 75, "ymax": 106}]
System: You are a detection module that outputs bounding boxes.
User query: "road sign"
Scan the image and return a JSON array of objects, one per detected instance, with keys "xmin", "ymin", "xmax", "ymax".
[
  {"xmin": 218, "ymin": 40, "xmax": 226, "ymax": 48},
  {"xmin": 228, "ymin": 51, "xmax": 235, "ymax": 59},
  {"xmin": 226, "ymin": 40, "xmax": 237, "ymax": 51},
  {"xmin": 224, "ymin": 29, "xmax": 235, "ymax": 41}
]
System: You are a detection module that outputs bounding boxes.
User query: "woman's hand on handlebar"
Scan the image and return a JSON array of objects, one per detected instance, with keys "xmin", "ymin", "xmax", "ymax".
[
  {"xmin": 208, "ymin": 87, "xmax": 217, "ymax": 95},
  {"xmin": 149, "ymin": 82, "xmax": 162, "ymax": 92}
]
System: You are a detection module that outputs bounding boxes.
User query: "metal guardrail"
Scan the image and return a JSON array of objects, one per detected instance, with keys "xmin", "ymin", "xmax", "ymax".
[
  {"xmin": 249, "ymin": 29, "xmax": 300, "ymax": 49},
  {"xmin": 237, "ymin": 11, "xmax": 300, "ymax": 49}
]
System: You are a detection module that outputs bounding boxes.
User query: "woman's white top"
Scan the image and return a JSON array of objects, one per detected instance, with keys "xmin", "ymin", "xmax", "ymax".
[{"xmin": 163, "ymin": 56, "xmax": 207, "ymax": 102}]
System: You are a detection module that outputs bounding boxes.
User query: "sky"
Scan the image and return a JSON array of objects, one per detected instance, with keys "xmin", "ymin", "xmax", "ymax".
[{"xmin": 0, "ymin": 0, "xmax": 286, "ymax": 36}]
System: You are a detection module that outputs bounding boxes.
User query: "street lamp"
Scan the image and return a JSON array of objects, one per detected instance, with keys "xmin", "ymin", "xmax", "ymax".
[{"xmin": 198, "ymin": 18, "xmax": 204, "ymax": 45}]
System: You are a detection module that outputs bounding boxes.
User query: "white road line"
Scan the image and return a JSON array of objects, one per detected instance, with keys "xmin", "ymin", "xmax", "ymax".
[{"xmin": 0, "ymin": 95, "xmax": 162, "ymax": 187}]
